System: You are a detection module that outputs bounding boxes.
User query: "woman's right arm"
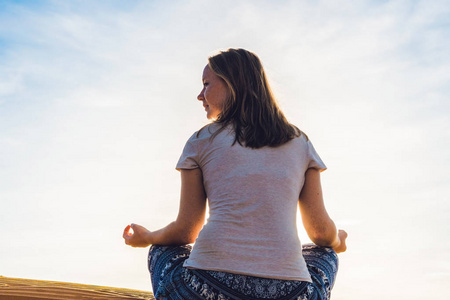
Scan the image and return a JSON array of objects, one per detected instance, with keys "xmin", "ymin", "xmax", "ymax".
[{"xmin": 299, "ymin": 168, "xmax": 347, "ymax": 253}]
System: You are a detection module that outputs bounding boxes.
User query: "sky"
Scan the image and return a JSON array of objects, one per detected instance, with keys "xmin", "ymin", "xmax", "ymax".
[{"xmin": 1, "ymin": 0, "xmax": 449, "ymax": 298}]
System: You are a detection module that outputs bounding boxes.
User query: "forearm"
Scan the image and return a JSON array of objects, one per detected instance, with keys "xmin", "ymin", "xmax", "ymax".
[
  {"xmin": 149, "ymin": 221, "xmax": 197, "ymax": 246},
  {"xmin": 299, "ymin": 168, "xmax": 347, "ymax": 253}
]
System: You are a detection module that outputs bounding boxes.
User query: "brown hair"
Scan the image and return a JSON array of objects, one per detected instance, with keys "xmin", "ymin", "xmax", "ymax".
[{"xmin": 207, "ymin": 48, "xmax": 302, "ymax": 148}]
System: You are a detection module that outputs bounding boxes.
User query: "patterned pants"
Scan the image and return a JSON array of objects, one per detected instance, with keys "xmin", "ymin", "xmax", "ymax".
[{"xmin": 148, "ymin": 244, "xmax": 338, "ymax": 300}]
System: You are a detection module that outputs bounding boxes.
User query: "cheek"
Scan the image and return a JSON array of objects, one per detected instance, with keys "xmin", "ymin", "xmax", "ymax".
[
  {"xmin": 205, "ymin": 84, "xmax": 229, "ymax": 108},
  {"xmin": 219, "ymin": 94, "xmax": 228, "ymax": 107},
  {"xmin": 205, "ymin": 90, "xmax": 218, "ymax": 105}
]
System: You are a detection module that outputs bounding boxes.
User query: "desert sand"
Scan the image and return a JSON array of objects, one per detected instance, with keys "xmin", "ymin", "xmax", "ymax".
[{"xmin": 0, "ymin": 276, "xmax": 154, "ymax": 300}]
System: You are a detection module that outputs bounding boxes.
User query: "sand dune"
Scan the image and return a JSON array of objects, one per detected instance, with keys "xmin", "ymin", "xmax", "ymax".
[{"xmin": 0, "ymin": 276, "xmax": 154, "ymax": 300}]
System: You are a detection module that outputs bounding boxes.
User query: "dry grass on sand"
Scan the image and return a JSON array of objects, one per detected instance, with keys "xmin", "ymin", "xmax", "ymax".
[{"xmin": 0, "ymin": 276, "xmax": 155, "ymax": 300}]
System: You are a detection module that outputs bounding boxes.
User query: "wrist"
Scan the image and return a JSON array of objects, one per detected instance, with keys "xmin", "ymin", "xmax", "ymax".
[
  {"xmin": 144, "ymin": 230, "xmax": 154, "ymax": 246},
  {"xmin": 330, "ymin": 235, "xmax": 341, "ymax": 250},
  {"xmin": 332, "ymin": 229, "xmax": 348, "ymax": 253}
]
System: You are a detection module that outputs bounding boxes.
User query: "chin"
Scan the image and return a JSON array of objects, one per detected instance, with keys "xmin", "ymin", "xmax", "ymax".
[{"xmin": 205, "ymin": 108, "xmax": 220, "ymax": 120}]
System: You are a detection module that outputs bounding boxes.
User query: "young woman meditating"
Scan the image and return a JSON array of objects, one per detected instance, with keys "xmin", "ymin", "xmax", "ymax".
[{"xmin": 123, "ymin": 48, "xmax": 348, "ymax": 300}]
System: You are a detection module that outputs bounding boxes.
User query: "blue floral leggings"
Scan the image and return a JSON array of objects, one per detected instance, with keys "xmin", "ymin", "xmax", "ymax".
[{"xmin": 148, "ymin": 244, "xmax": 338, "ymax": 300}]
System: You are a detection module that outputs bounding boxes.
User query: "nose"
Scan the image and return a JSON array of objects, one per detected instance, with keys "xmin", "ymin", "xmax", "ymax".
[{"xmin": 197, "ymin": 88, "xmax": 205, "ymax": 101}]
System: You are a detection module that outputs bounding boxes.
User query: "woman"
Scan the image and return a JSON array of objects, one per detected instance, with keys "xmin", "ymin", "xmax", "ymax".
[{"xmin": 123, "ymin": 48, "xmax": 348, "ymax": 300}]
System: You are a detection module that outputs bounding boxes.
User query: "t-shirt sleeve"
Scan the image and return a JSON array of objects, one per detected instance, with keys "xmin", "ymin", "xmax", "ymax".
[
  {"xmin": 176, "ymin": 133, "xmax": 200, "ymax": 170},
  {"xmin": 306, "ymin": 140, "xmax": 327, "ymax": 172}
]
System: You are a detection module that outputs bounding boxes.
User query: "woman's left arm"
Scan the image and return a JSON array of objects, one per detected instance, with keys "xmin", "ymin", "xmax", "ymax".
[{"xmin": 123, "ymin": 168, "xmax": 207, "ymax": 247}]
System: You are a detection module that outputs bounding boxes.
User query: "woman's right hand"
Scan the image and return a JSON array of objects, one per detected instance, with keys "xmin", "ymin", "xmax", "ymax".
[
  {"xmin": 123, "ymin": 223, "xmax": 153, "ymax": 248},
  {"xmin": 333, "ymin": 229, "xmax": 348, "ymax": 253}
]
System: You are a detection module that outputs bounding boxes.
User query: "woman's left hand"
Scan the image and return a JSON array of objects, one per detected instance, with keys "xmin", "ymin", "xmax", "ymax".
[{"xmin": 123, "ymin": 223, "xmax": 152, "ymax": 248}]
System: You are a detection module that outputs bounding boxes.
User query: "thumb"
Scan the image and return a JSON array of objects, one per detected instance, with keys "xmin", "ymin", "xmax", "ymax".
[{"xmin": 130, "ymin": 223, "xmax": 142, "ymax": 232}]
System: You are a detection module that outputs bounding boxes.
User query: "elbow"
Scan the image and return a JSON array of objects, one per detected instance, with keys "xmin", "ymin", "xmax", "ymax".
[
  {"xmin": 179, "ymin": 232, "xmax": 197, "ymax": 245},
  {"xmin": 173, "ymin": 236, "xmax": 197, "ymax": 246},
  {"xmin": 185, "ymin": 236, "xmax": 197, "ymax": 244},
  {"xmin": 185, "ymin": 227, "xmax": 202, "ymax": 244},
  {"xmin": 309, "ymin": 233, "xmax": 334, "ymax": 247},
  {"xmin": 174, "ymin": 225, "xmax": 199, "ymax": 245},
  {"xmin": 307, "ymin": 224, "xmax": 337, "ymax": 247}
]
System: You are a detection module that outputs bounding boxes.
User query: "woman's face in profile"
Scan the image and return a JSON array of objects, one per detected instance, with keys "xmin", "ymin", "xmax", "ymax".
[{"xmin": 197, "ymin": 65, "xmax": 229, "ymax": 119}]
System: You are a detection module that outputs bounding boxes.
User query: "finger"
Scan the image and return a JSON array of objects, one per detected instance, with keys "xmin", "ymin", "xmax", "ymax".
[
  {"xmin": 128, "ymin": 224, "xmax": 135, "ymax": 236},
  {"xmin": 123, "ymin": 225, "xmax": 131, "ymax": 239}
]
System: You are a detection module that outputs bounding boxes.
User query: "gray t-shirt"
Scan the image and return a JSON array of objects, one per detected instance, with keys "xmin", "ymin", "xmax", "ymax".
[{"xmin": 176, "ymin": 123, "xmax": 326, "ymax": 281}]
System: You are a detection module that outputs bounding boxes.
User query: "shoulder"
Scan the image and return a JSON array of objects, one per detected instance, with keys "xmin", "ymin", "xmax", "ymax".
[
  {"xmin": 191, "ymin": 123, "xmax": 233, "ymax": 140},
  {"xmin": 182, "ymin": 123, "xmax": 220, "ymax": 150},
  {"xmin": 287, "ymin": 129, "xmax": 309, "ymax": 147},
  {"xmin": 282, "ymin": 131, "xmax": 320, "ymax": 156}
]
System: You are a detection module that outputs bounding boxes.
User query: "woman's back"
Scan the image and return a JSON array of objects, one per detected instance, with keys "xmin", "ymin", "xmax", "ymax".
[{"xmin": 177, "ymin": 123, "xmax": 326, "ymax": 281}]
